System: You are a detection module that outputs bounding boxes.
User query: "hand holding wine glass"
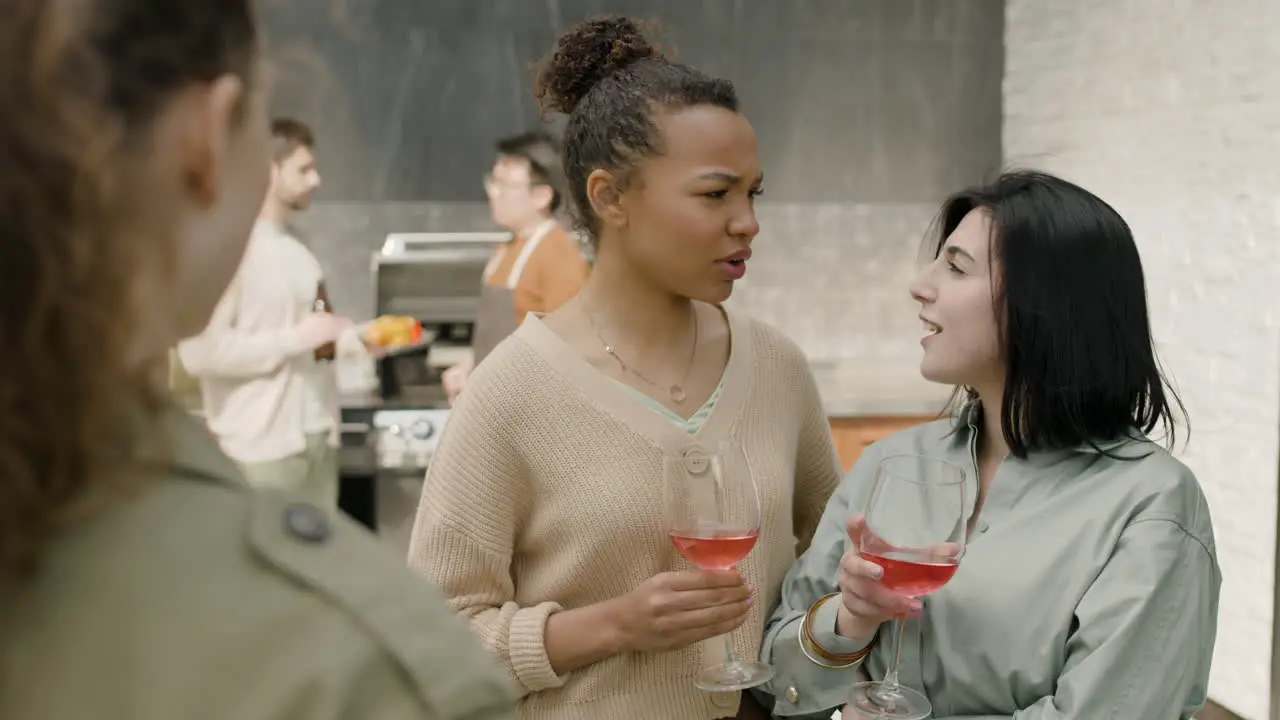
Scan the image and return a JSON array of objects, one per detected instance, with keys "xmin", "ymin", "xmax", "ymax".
[
  {"xmin": 664, "ymin": 441, "xmax": 775, "ymax": 691},
  {"xmin": 846, "ymin": 454, "xmax": 967, "ymax": 720},
  {"xmin": 835, "ymin": 514, "xmax": 924, "ymax": 639},
  {"xmin": 612, "ymin": 569, "xmax": 753, "ymax": 653}
]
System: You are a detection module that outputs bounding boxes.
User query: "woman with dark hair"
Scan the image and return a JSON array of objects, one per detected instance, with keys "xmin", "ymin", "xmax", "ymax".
[
  {"xmin": 0, "ymin": 1, "xmax": 513, "ymax": 718},
  {"xmin": 408, "ymin": 14, "xmax": 841, "ymax": 720},
  {"xmin": 762, "ymin": 171, "xmax": 1219, "ymax": 719}
]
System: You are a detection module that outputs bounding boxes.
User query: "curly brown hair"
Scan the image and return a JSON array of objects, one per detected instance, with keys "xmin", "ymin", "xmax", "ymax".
[
  {"xmin": 533, "ymin": 16, "xmax": 739, "ymax": 244},
  {"xmin": 0, "ymin": 0, "xmax": 258, "ymax": 581}
]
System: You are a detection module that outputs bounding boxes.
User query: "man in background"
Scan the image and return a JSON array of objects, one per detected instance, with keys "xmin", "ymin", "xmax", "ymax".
[
  {"xmin": 179, "ymin": 117, "xmax": 359, "ymax": 510},
  {"xmin": 442, "ymin": 130, "xmax": 590, "ymax": 404}
]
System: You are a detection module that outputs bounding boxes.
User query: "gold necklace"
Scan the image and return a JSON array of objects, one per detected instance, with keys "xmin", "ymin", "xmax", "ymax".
[{"xmin": 584, "ymin": 302, "xmax": 699, "ymax": 404}]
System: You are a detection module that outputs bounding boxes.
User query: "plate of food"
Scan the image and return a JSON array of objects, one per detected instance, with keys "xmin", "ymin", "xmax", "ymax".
[{"xmin": 359, "ymin": 315, "xmax": 436, "ymax": 358}]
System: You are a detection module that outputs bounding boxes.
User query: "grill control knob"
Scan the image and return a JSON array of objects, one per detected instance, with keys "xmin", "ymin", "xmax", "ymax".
[{"xmin": 410, "ymin": 420, "xmax": 435, "ymax": 441}]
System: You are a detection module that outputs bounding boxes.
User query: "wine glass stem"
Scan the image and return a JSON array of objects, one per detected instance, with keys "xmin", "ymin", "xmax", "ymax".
[
  {"xmin": 721, "ymin": 632, "xmax": 739, "ymax": 665},
  {"xmin": 880, "ymin": 616, "xmax": 908, "ymax": 696}
]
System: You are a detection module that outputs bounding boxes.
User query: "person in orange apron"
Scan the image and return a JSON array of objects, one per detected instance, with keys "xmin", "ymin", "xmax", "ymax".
[{"xmin": 444, "ymin": 131, "xmax": 590, "ymax": 404}]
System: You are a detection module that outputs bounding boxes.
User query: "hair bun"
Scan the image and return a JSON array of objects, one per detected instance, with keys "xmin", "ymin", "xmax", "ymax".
[{"xmin": 534, "ymin": 15, "xmax": 663, "ymax": 115}]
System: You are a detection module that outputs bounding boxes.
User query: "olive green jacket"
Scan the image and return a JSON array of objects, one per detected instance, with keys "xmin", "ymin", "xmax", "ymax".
[{"xmin": 1, "ymin": 408, "xmax": 517, "ymax": 719}]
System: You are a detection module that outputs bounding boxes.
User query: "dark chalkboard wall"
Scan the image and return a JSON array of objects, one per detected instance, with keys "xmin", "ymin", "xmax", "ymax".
[{"xmin": 260, "ymin": 0, "xmax": 1002, "ymax": 204}]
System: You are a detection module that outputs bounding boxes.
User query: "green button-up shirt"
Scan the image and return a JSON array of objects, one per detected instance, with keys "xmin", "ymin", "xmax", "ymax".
[{"xmin": 759, "ymin": 402, "xmax": 1220, "ymax": 719}]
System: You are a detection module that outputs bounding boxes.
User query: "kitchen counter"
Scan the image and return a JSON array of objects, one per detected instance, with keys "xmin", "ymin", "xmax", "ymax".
[
  {"xmin": 808, "ymin": 358, "xmax": 954, "ymax": 417},
  {"xmin": 338, "ymin": 361, "xmax": 953, "ymax": 417},
  {"xmin": 338, "ymin": 385, "xmax": 449, "ymax": 411}
]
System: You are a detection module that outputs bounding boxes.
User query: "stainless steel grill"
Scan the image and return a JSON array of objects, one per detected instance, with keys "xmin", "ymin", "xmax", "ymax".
[
  {"xmin": 372, "ymin": 232, "xmax": 506, "ymax": 326},
  {"xmin": 339, "ymin": 231, "xmax": 505, "ymax": 557}
]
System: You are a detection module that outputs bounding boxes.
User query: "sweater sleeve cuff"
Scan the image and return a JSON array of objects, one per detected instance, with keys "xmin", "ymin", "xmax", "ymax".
[
  {"xmin": 809, "ymin": 596, "xmax": 874, "ymax": 654},
  {"xmin": 508, "ymin": 601, "xmax": 567, "ymax": 692}
]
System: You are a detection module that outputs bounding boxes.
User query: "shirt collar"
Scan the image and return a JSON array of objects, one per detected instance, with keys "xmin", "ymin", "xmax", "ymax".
[{"xmin": 953, "ymin": 395, "xmax": 1153, "ymax": 460}]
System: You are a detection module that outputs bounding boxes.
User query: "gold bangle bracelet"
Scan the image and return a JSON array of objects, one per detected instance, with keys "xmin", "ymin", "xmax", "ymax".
[
  {"xmin": 796, "ymin": 597, "xmax": 865, "ymax": 669},
  {"xmin": 804, "ymin": 593, "xmax": 876, "ymax": 662},
  {"xmin": 798, "ymin": 612, "xmax": 860, "ymax": 669}
]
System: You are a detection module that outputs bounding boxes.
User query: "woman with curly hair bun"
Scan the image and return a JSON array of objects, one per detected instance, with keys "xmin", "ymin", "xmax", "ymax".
[
  {"xmin": 0, "ymin": 1, "xmax": 515, "ymax": 718},
  {"xmin": 409, "ymin": 14, "xmax": 841, "ymax": 720}
]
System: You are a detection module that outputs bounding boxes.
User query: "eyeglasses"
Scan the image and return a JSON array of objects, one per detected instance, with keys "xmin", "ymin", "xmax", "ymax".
[{"xmin": 482, "ymin": 173, "xmax": 535, "ymax": 195}]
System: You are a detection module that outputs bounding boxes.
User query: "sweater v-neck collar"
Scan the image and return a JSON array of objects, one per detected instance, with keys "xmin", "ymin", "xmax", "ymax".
[{"xmin": 516, "ymin": 307, "xmax": 754, "ymax": 456}]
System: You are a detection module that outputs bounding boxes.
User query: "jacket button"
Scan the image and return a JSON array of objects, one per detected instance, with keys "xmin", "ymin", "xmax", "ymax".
[
  {"xmin": 283, "ymin": 503, "xmax": 331, "ymax": 543},
  {"xmin": 785, "ymin": 684, "xmax": 800, "ymax": 703},
  {"xmin": 681, "ymin": 446, "xmax": 710, "ymax": 475}
]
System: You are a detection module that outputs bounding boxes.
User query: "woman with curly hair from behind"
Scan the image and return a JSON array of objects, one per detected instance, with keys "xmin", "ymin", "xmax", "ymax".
[{"xmin": 0, "ymin": 1, "xmax": 515, "ymax": 718}]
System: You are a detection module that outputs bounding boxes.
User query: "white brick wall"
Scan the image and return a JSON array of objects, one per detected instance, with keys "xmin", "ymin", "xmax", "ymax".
[{"xmin": 1005, "ymin": 2, "xmax": 1280, "ymax": 718}]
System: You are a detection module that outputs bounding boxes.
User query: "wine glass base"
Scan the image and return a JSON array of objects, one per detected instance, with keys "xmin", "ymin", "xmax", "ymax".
[
  {"xmin": 693, "ymin": 660, "xmax": 775, "ymax": 692},
  {"xmin": 846, "ymin": 680, "xmax": 932, "ymax": 720}
]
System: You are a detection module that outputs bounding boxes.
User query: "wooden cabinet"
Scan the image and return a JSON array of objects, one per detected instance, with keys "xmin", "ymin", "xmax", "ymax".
[{"xmin": 828, "ymin": 415, "xmax": 936, "ymax": 471}]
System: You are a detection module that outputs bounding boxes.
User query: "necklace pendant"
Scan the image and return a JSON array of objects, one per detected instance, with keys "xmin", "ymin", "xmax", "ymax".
[{"xmin": 669, "ymin": 385, "xmax": 687, "ymax": 403}]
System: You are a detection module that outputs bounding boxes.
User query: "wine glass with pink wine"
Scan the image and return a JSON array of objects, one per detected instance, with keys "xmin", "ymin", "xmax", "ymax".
[
  {"xmin": 846, "ymin": 454, "xmax": 967, "ymax": 720},
  {"xmin": 664, "ymin": 440, "xmax": 775, "ymax": 692}
]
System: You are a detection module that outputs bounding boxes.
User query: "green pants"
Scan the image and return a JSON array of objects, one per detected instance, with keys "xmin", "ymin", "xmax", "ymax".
[{"xmin": 238, "ymin": 432, "xmax": 338, "ymax": 511}]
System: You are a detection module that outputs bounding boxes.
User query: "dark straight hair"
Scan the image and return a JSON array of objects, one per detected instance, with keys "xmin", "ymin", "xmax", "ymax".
[{"xmin": 931, "ymin": 170, "xmax": 1187, "ymax": 457}]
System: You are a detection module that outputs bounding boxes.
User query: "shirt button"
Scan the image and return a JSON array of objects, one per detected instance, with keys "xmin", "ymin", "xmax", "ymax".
[
  {"xmin": 283, "ymin": 503, "xmax": 331, "ymax": 543},
  {"xmin": 785, "ymin": 684, "xmax": 800, "ymax": 704},
  {"xmin": 682, "ymin": 445, "xmax": 710, "ymax": 475}
]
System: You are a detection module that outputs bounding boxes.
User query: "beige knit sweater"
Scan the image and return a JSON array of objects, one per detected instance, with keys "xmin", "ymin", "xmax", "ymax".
[{"xmin": 407, "ymin": 310, "xmax": 841, "ymax": 719}]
